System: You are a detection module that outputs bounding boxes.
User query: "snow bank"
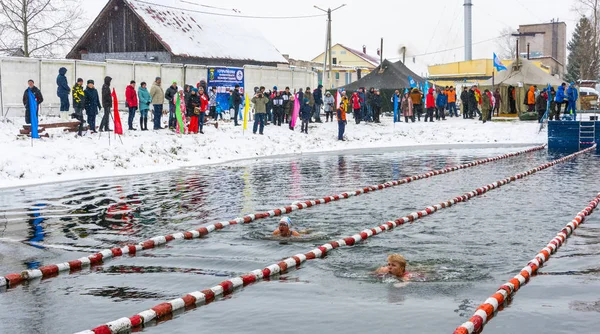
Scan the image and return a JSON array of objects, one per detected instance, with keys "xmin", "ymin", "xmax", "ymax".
[{"xmin": 0, "ymin": 116, "xmax": 546, "ymax": 188}]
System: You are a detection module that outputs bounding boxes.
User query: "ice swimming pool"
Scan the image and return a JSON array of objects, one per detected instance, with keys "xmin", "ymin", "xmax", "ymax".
[{"xmin": 1, "ymin": 145, "xmax": 599, "ymax": 333}]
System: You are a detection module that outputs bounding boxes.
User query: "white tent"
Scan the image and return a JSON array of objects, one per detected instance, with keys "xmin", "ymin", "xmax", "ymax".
[{"xmin": 481, "ymin": 58, "xmax": 563, "ymax": 87}]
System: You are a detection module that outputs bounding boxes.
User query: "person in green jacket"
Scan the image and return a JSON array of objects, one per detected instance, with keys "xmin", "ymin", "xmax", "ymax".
[
  {"xmin": 251, "ymin": 91, "xmax": 269, "ymax": 135},
  {"xmin": 137, "ymin": 82, "xmax": 152, "ymax": 131},
  {"xmin": 482, "ymin": 89, "xmax": 492, "ymax": 124}
]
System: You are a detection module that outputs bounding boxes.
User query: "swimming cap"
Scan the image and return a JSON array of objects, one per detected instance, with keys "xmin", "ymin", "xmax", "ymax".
[{"xmin": 279, "ymin": 217, "xmax": 292, "ymax": 228}]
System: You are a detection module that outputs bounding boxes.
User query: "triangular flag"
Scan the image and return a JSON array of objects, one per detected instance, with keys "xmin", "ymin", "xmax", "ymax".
[
  {"xmin": 243, "ymin": 92, "xmax": 250, "ymax": 130},
  {"xmin": 112, "ymin": 88, "xmax": 123, "ymax": 135},
  {"xmin": 28, "ymin": 89, "xmax": 39, "ymax": 139}
]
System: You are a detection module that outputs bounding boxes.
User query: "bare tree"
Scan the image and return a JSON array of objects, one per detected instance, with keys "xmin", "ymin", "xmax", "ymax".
[
  {"xmin": 495, "ymin": 27, "xmax": 518, "ymax": 60},
  {"xmin": 0, "ymin": 0, "xmax": 85, "ymax": 57}
]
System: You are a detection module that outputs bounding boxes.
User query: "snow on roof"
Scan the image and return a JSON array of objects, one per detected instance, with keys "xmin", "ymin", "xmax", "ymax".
[
  {"xmin": 338, "ymin": 44, "xmax": 381, "ymax": 67},
  {"xmin": 125, "ymin": 0, "xmax": 288, "ymax": 64}
]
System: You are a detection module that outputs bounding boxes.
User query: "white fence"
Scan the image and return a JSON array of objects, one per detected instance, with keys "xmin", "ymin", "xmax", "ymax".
[{"xmin": 0, "ymin": 57, "xmax": 318, "ymax": 118}]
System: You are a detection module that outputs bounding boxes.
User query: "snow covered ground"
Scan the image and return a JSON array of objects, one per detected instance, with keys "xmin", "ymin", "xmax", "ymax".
[{"xmin": 0, "ymin": 115, "xmax": 546, "ymax": 189}]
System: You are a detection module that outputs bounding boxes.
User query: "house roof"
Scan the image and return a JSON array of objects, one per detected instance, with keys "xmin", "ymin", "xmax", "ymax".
[
  {"xmin": 338, "ymin": 44, "xmax": 381, "ymax": 67},
  {"xmin": 338, "ymin": 59, "xmax": 425, "ymax": 90},
  {"xmin": 125, "ymin": 0, "xmax": 288, "ymax": 63}
]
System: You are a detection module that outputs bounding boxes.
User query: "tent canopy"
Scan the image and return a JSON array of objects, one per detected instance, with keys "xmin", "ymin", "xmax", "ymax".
[
  {"xmin": 337, "ymin": 59, "xmax": 425, "ymax": 91},
  {"xmin": 481, "ymin": 58, "xmax": 563, "ymax": 87}
]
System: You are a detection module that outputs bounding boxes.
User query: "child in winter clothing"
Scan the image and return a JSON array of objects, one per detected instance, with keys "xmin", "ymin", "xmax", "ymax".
[
  {"xmin": 337, "ymin": 100, "xmax": 347, "ymax": 141},
  {"xmin": 300, "ymin": 97, "xmax": 312, "ymax": 134}
]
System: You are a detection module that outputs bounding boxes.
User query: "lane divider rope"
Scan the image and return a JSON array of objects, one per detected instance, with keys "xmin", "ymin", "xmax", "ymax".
[
  {"xmin": 453, "ymin": 192, "xmax": 600, "ymax": 334},
  {"xmin": 1, "ymin": 145, "xmax": 546, "ymax": 290},
  {"xmin": 73, "ymin": 144, "xmax": 594, "ymax": 334}
]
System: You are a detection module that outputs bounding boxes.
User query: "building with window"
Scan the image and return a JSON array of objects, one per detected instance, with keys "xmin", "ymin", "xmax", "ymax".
[
  {"xmin": 310, "ymin": 44, "xmax": 381, "ymax": 87},
  {"xmin": 517, "ymin": 21, "xmax": 566, "ymax": 78}
]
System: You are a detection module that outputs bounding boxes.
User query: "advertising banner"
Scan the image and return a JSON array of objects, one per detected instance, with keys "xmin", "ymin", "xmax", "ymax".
[{"xmin": 207, "ymin": 67, "xmax": 245, "ymax": 112}]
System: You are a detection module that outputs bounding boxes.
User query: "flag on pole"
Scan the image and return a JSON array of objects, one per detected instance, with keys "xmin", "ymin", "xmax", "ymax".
[
  {"xmin": 28, "ymin": 89, "xmax": 39, "ymax": 139},
  {"xmin": 393, "ymin": 93, "xmax": 398, "ymax": 123},
  {"xmin": 243, "ymin": 92, "xmax": 250, "ymax": 130},
  {"xmin": 493, "ymin": 53, "xmax": 508, "ymax": 71},
  {"xmin": 408, "ymin": 76, "xmax": 417, "ymax": 88},
  {"xmin": 335, "ymin": 90, "xmax": 341, "ymax": 109},
  {"xmin": 175, "ymin": 93, "xmax": 185, "ymax": 134},
  {"xmin": 291, "ymin": 93, "xmax": 300, "ymax": 128},
  {"xmin": 111, "ymin": 88, "xmax": 123, "ymax": 135}
]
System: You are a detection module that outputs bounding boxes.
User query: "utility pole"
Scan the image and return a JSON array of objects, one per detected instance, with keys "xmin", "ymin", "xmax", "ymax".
[
  {"xmin": 380, "ymin": 38, "xmax": 383, "ymax": 65},
  {"xmin": 315, "ymin": 4, "xmax": 346, "ymax": 89}
]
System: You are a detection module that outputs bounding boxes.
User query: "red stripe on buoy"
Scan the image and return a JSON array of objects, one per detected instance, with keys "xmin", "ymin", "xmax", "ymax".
[
  {"xmin": 91, "ymin": 325, "xmax": 112, "ymax": 334},
  {"xmin": 129, "ymin": 315, "xmax": 143, "ymax": 327},
  {"xmin": 39, "ymin": 265, "xmax": 59, "ymax": 278},
  {"xmin": 152, "ymin": 303, "xmax": 173, "ymax": 318}
]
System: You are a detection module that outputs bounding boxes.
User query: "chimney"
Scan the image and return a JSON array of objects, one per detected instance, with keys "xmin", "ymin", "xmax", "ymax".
[
  {"xmin": 362, "ymin": 45, "xmax": 366, "ymax": 54},
  {"xmin": 377, "ymin": 48, "xmax": 380, "ymax": 56}
]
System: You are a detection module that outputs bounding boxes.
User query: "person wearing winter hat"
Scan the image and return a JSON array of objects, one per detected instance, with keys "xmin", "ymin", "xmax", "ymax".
[
  {"xmin": 272, "ymin": 217, "xmax": 300, "ymax": 237},
  {"xmin": 71, "ymin": 78, "xmax": 85, "ymax": 135},
  {"xmin": 323, "ymin": 91, "xmax": 335, "ymax": 122},
  {"xmin": 84, "ymin": 79, "xmax": 100, "ymax": 133},
  {"xmin": 300, "ymin": 97, "xmax": 312, "ymax": 134}
]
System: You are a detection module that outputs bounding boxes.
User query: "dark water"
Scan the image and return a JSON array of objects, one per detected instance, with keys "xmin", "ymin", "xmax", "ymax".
[{"xmin": 1, "ymin": 146, "xmax": 599, "ymax": 334}]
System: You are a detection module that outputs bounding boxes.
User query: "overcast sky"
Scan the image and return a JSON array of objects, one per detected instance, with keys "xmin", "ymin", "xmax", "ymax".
[{"xmin": 81, "ymin": 0, "xmax": 580, "ymax": 73}]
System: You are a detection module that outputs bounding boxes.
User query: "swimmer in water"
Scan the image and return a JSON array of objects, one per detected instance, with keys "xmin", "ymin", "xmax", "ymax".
[
  {"xmin": 375, "ymin": 254, "xmax": 411, "ymax": 281},
  {"xmin": 272, "ymin": 217, "xmax": 301, "ymax": 237}
]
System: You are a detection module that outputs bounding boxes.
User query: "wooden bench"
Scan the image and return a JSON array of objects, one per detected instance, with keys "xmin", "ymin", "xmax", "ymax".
[{"xmin": 21, "ymin": 121, "xmax": 88, "ymax": 136}]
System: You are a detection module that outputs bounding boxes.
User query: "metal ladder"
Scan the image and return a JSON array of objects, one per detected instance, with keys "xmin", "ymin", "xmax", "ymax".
[{"xmin": 579, "ymin": 121, "xmax": 596, "ymax": 150}]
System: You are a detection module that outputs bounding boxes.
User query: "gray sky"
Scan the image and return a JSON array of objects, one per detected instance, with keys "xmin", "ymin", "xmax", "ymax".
[{"xmin": 81, "ymin": 0, "xmax": 580, "ymax": 72}]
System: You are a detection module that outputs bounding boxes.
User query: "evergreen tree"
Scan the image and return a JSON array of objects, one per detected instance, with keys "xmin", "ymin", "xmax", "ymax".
[{"xmin": 566, "ymin": 16, "xmax": 599, "ymax": 82}]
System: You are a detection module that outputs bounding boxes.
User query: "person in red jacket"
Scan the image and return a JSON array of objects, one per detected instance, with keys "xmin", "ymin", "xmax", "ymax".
[
  {"xmin": 352, "ymin": 91, "xmax": 362, "ymax": 124},
  {"xmin": 425, "ymin": 87, "xmax": 435, "ymax": 122},
  {"xmin": 198, "ymin": 86, "xmax": 209, "ymax": 134},
  {"xmin": 125, "ymin": 80, "xmax": 138, "ymax": 131}
]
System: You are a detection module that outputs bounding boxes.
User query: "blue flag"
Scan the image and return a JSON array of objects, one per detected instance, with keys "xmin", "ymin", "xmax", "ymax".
[
  {"xmin": 28, "ymin": 89, "xmax": 39, "ymax": 139},
  {"xmin": 423, "ymin": 81, "xmax": 429, "ymax": 105},
  {"xmin": 393, "ymin": 94, "xmax": 398, "ymax": 123},
  {"xmin": 493, "ymin": 53, "xmax": 507, "ymax": 71},
  {"xmin": 408, "ymin": 76, "xmax": 417, "ymax": 88}
]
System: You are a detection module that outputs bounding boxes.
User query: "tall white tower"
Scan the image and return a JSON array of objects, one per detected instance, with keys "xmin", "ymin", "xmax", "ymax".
[{"xmin": 464, "ymin": 0, "xmax": 473, "ymax": 61}]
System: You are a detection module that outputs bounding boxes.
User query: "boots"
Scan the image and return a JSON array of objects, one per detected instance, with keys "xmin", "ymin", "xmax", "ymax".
[{"xmin": 143, "ymin": 117, "xmax": 148, "ymax": 131}]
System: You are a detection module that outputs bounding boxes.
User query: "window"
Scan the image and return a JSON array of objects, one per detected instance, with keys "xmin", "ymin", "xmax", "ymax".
[
  {"xmin": 340, "ymin": 50, "xmax": 347, "ymax": 54},
  {"xmin": 335, "ymin": 72, "xmax": 340, "ymax": 80},
  {"xmin": 333, "ymin": 57, "xmax": 337, "ymax": 65},
  {"xmin": 331, "ymin": 51, "xmax": 336, "ymax": 55}
]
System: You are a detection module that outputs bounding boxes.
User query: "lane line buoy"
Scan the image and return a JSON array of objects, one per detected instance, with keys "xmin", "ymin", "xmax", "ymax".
[
  {"xmin": 0, "ymin": 145, "xmax": 547, "ymax": 290},
  {"xmin": 73, "ymin": 144, "xmax": 595, "ymax": 334},
  {"xmin": 453, "ymin": 192, "xmax": 600, "ymax": 334}
]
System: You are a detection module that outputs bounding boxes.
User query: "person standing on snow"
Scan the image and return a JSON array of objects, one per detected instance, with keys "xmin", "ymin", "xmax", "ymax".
[
  {"xmin": 197, "ymin": 86, "xmax": 209, "ymax": 134},
  {"xmin": 526, "ymin": 85, "xmax": 536, "ymax": 113},
  {"xmin": 83, "ymin": 80, "xmax": 100, "ymax": 133},
  {"xmin": 272, "ymin": 90, "xmax": 284, "ymax": 126},
  {"xmin": 164, "ymin": 81, "xmax": 178, "ymax": 130},
  {"xmin": 410, "ymin": 88, "xmax": 423, "ymax": 121},
  {"xmin": 125, "ymin": 80, "xmax": 138, "ymax": 131},
  {"xmin": 435, "ymin": 87, "xmax": 447, "ymax": 121},
  {"xmin": 337, "ymin": 97, "xmax": 347, "ymax": 140},
  {"xmin": 150, "ymin": 77, "xmax": 165, "ymax": 130},
  {"xmin": 425, "ymin": 87, "xmax": 435, "ymax": 122},
  {"xmin": 251, "ymin": 90, "xmax": 269, "ymax": 135},
  {"xmin": 137, "ymin": 82, "xmax": 151, "ymax": 131},
  {"xmin": 313, "ymin": 84, "xmax": 323, "ymax": 123},
  {"xmin": 208, "ymin": 86, "xmax": 218, "ymax": 121},
  {"xmin": 304, "ymin": 86, "xmax": 314, "ymax": 123},
  {"xmin": 71, "ymin": 78, "xmax": 86, "ymax": 136},
  {"xmin": 323, "ymin": 91, "xmax": 335, "ymax": 122},
  {"xmin": 401, "ymin": 91, "xmax": 414, "ymax": 123},
  {"xmin": 535, "ymin": 89, "xmax": 548, "ymax": 122},
  {"xmin": 186, "ymin": 88, "xmax": 200, "ymax": 134},
  {"xmin": 447, "ymin": 86, "xmax": 458, "ymax": 117},
  {"xmin": 352, "ymin": 91, "xmax": 362, "ymax": 124},
  {"xmin": 100, "ymin": 76, "xmax": 112, "ymax": 132},
  {"xmin": 56, "ymin": 67, "xmax": 71, "ymax": 120},
  {"xmin": 548, "ymin": 87, "xmax": 559, "ymax": 121},
  {"xmin": 23, "ymin": 80, "xmax": 43, "ymax": 125},
  {"xmin": 300, "ymin": 97, "xmax": 312, "ymax": 134},
  {"xmin": 372, "ymin": 90, "xmax": 383, "ymax": 123},
  {"xmin": 481, "ymin": 89, "xmax": 492, "ymax": 123}
]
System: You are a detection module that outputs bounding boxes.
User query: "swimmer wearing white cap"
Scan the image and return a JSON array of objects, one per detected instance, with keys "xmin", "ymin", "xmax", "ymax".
[{"xmin": 272, "ymin": 217, "xmax": 300, "ymax": 237}]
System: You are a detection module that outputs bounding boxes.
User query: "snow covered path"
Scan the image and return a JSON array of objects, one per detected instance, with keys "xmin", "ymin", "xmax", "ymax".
[{"xmin": 0, "ymin": 116, "xmax": 546, "ymax": 188}]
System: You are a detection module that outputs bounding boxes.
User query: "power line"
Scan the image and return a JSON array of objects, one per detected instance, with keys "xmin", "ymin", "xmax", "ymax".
[
  {"xmin": 389, "ymin": 34, "xmax": 511, "ymax": 60},
  {"xmin": 133, "ymin": 0, "xmax": 326, "ymax": 19}
]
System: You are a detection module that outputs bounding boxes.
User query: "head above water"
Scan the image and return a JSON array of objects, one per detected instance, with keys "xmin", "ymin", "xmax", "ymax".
[
  {"xmin": 278, "ymin": 217, "xmax": 293, "ymax": 235},
  {"xmin": 387, "ymin": 254, "xmax": 407, "ymax": 278}
]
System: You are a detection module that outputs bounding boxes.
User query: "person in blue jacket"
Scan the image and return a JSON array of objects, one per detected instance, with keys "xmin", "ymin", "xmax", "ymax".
[
  {"xmin": 56, "ymin": 67, "xmax": 71, "ymax": 120},
  {"xmin": 435, "ymin": 88, "xmax": 447, "ymax": 121},
  {"xmin": 300, "ymin": 97, "xmax": 312, "ymax": 134},
  {"xmin": 566, "ymin": 82, "xmax": 578, "ymax": 120},
  {"xmin": 555, "ymin": 83, "xmax": 566, "ymax": 116},
  {"xmin": 84, "ymin": 80, "xmax": 101, "ymax": 133}
]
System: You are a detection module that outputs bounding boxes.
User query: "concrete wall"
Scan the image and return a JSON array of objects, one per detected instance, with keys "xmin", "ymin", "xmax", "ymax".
[
  {"xmin": 82, "ymin": 52, "xmax": 171, "ymax": 63},
  {"xmin": 0, "ymin": 57, "xmax": 317, "ymax": 118}
]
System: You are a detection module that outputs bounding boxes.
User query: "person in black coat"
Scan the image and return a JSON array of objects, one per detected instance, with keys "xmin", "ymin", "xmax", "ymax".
[
  {"xmin": 272, "ymin": 90, "xmax": 284, "ymax": 126},
  {"xmin": 467, "ymin": 86, "xmax": 478, "ymax": 119},
  {"xmin": 23, "ymin": 79, "xmax": 44, "ymax": 124},
  {"xmin": 56, "ymin": 67, "xmax": 71, "ymax": 119},
  {"xmin": 460, "ymin": 87, "xmax": 469, "ymax": 119},
  {"xmin": 372, "ymin": 90, "xmax": 383, "ymax": 123},
  {"xmin": 84, "ymin": 80, "xmax": 101, "ymax": 133},
  {"xmin": 300, "ymin": 97, "xmax": 311, "ymax": 134},
  {"xmin": 232, "ymin": 84, "xmax": 242, "ymax": 126},
  {"xmin": 312, "ymin": 84, "xmax": 323, "ymax": 123},
  {"xmin": 100, "ymin": 76, "xmax": 112, "ymax": 131},
  {"xmin": 164, "ymin": 81, "xmax": 178, "ymax": 129}
]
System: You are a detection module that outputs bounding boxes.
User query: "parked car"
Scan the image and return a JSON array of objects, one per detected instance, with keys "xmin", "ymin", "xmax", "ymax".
[{"xmin": 580, "ymin": 87, "xmax": 599, "ymax": 110}]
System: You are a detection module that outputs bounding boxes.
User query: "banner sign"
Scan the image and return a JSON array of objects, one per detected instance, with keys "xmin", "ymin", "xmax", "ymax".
[{"xmin": 207, "ymin": 67, "xmax": 245, "ymax": 112}]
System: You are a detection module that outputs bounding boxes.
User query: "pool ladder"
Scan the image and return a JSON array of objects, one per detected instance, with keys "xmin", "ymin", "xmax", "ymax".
[{"xmin": 579, "ymin": 121, "xmax": 596, "ymax": 150}]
